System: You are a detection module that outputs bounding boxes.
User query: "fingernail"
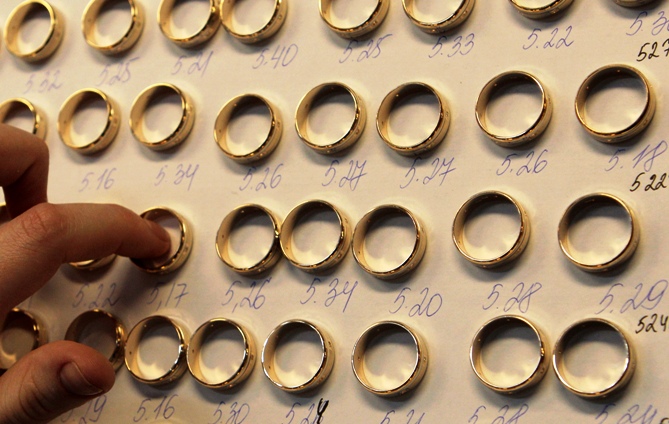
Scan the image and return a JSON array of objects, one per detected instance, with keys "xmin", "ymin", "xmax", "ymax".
[{"xmin": 60, "ymin": 362, "xmax": 105, "ymax": 397}]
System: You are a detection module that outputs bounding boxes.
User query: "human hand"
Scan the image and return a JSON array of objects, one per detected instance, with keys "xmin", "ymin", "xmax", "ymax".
[{"xmin": 0, "ymin": 124, "xmax": 171, "ymax": 423}]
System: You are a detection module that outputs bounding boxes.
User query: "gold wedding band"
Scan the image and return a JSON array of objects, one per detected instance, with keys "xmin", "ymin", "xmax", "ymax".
[
  {"xmin": 476, "ymin": 71, "xmax": 552, "ymax": 147},
  {"xmin": 131, "ymin": 207, "xmax": 193, "ymax": 274},
  {"xmin": 130, "ymin": 83, "xmax": 195, "ymax": 151},
  {"xmin": 64, "ymin": 309, "xmax": 126, "ymax": 371},
  {"xmin": 614, "ymin": 0, "xmax": 657, "ymax": 6},
  {"xmin": 575, "ymin": 64, "xmax": 655, "ymax": 143},
  {"xmin": 262, "ymin": 319, "xmax": 334, "ymax": 393},
  {"xmin": 221, "ymin": 0, "xmax": 287, "ymax": 43},
  {"xmin": 58, "ymin": 89, "xmax": 121, "ymax": 155},
  {"xmin": 352, "ymin": 205, "xmax": 427, "ymax": 280},
  {"xmin": 215, "ymin": 94, "xmax": 282, "ymax": 163},
  {"xmin": 319, "ymin": 0, "xmax": 389, "ymax": 38},
  {"xmin": 158, "ymin": 0, "xmax": 220, "ymax": 48},
  {"xmin": 402, "ymin": 0, "xmax": 475, "ymax": 34},
  {"xmin": 82, "ymin": 0, "xmax": 144, "ymax": 54},
  {"xmin": 558, "ymin": 193, "xmax": 639, "ymax": 273},
  {"xmin": 295, "ymin": 82, "xmax": 366, "ymax": 155},
  {"xmin": 69, "ymin": 255, "xmax": 117, "ymax": 271},
  {"xmin": 553, "ymin": 318, "xmax": 635, "ymax": 398},
  {"xmin": 377, "ymin": 82, "xmax": 450, "ymax": 156},
  {"xmin": 187, "ymin": 318, "xmax": 256, "ymax": 390},
  {"xmin": 4, "ymin": 0, "xmax": 64, "ymax": 62},
  {"xmin": 509, "ymin": 0, "xmax": 574, "ymax": 19},
  {"xmin": 0, "ymin": 98, "xmax": 47, "ymax": 140},
  {"xmin": 216, "ymin": 204, "xmax": 282, "ymax": 275},
  {"xmin": 470, "ymin": 315, "xmax": 549, "ymax": 394},
  {"xmin": 0, "ymin": 308, "xmax": 46, "ymax": 374},
  {"xmin": 124, "ymin": 315, "xmax": 189, "ymax": 386},
  {"xmin": 279, "ymin": 200, "xmax": 351, "ymax": 273},
  {"xmin": 453, "ymin": 191, "xmax": 530, "ymax": 268},
  {"xmin": 352, "ymin": 321, "xmax": 428, "ymax": 397}
]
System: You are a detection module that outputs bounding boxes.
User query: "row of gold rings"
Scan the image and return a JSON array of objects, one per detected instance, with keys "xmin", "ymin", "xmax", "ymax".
[
  {"xmin": 453, "ymin": 190, "xmax": 639, "ymax": 272},
  {"xmin": 470, "ymin": 315, "xmax": 635, "ymax": 399},
  {"xmin": 216, "ymin": 201, "xmax": 426, "ymax": 280}
]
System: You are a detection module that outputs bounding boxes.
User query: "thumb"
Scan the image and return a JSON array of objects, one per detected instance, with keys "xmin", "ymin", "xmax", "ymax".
[{"xmin": 0, "ymin": 341, "xmax": 115, "ymax": 424}]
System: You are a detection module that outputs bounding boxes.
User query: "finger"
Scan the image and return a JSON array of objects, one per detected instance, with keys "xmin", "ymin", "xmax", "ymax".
[
  {"xmin": 0, "ymin": 203, "xmax": 170, "ymax": 314},
  {"xmin": 0, "ymin": 341, "xmax": 114, "ymax": 424},
  {"xmin": 0, "ymin": 124, "xmax": 49, "ymax": 217}
]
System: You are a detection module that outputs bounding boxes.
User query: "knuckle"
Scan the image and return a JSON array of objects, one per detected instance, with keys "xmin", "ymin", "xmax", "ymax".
[{"xmin": 18, "ymin": 204, "xmax": 69, "ymax": 251}]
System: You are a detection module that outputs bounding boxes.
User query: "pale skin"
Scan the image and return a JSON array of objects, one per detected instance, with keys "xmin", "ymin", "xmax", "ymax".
[{"xmin": 0, "ymin": 124, "xmax": 171, "ymax": 423}]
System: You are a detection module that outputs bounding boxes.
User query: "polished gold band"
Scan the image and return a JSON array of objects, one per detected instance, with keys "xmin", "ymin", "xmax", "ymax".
[
  {"xmin": 476, "ymin": 71, "xmax": 552, "ymax": 147},
  {"xmin": 82, "ymin": 0, "xmax": 144, "ymax": 54},
  {"xmin": 575, "ymin": 64, "xmax": 655, "ymax": 144},
  {"xmin": 352, "ymin": 321, "xmax": 428, "ymax": 397},
  {"xmin": 4, "ymin": 0, "xmax": 64, "ymax": 62},
  {"xmin": 552, "ymin": 318, "xmax": 635, "ymax": 398},
  {"xmin": 377, "ymin": 82, "xmax": 450, "ymax": 155},
  {"xmin": 0, "ymin": 308, "xmax": 46, "ymax": 374},
  {"xmin": 262, "ymin": 319, "xmax": 335, "ymax": 393},
  {"xmin": 69, "ymin": 254, "xmax": 117, "ymax": 271},
  {"xmin": 509, "ymin": 0, "xmax": 574, "ymax": 19},
  {"xmin": 280, "ymin": 200, "xmax": 351, "ymax": 273},
  {"xmin": 352, "ymin": 204, "xmax": 427, "ymax": 280},
  {"xmin": 130, "ymin": 83, "xmax": 195, "ymax": 150},
  {"xmin": 158, "ymin": 0, "xmax": 220, "ymax": 48},
  {"xmin": 614, "ymin": 0, "xmax": 657, "ymax": 6},
  {"xmin": 58, "ymin": 88, "xmax": 121, "ymax": 155},
  {"xmin": 402, "ymin": 0, "xmax": 475, "ymax": 34},
  {"xmin": 187, "ymin": 318, "xmax": 256, "ymax": 390},
  {"xmin": 65, "ymin": 309, "xmax": 126, "ymax": 371},
  {"xmin": 295, "ymin": 82, "xmax": 366, "ymax": 155},
  {"xmin": 558, "ymin": 193, "xmax": 639, "ymax": 273},
  {"xmin": 470, "ymin": 315, "xmax": 549, "ymax": 394},
  {"xmin": 221, "ymin": 0, "xmax": 287, "ymax": 44},
  {"xmin": 319, "ymin": 0, "xmax": 389, "ymax": 38},
  {"xmin": 453, "ymin": 191, "xmax": 530, "ymax": 268},
  {"xmin": 216, "ymin": 204, "xmax": 282, "ymax": 275},
  {"xmin": 124, "ymin": 315, "xmax": 189, "ymax": 386},
  {"xmin": 131, "ymin": 207, "xmax": 193, "ymax": 274},
  {"xmin": 215, "ymin": 94, "xmax": 282, "ymax": 163},
  {"xmin": 0, "ymin": 98, "xmax": 47, "ymax": 140}
]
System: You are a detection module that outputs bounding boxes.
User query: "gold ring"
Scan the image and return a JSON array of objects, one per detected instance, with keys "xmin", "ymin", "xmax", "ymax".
[
  {"xmin": 475, "ymin": 71, "xmax": 552, "ymax": 147},
  {"xmin": 453, "ymin": 191, "xmax": 530, "ymax": 268},
  {"xmin": 221, "ymin": 0, "xmax": 287, "ymax": 44},
  {"xmin": 215, "ymin": 94, "xmax": 282, "ymax": 163},
  {"xmin": 509, "ymin": 0, "xmax": 574, "ymax": 19},
  {"xmin": 82, "ymin": 0, "xmax": 144, "ymax": 54},
  {"xmin": 69, "ymin": 255, "xmax": 117, "ymax": 271},
  {"xmin": 187, "ymin": 318, "xmax": 256, "ymax": 390},
  {"xmin": 0, "ymin": 308, "xmax": 46, "ymax": 374},
  {"xmin": 402, "ymin": 0, "xmax": 475, "ymax": 34},
  {"xmin": 614, "ymin": 0, "xmax": 657, "ymax": 6},
  {"xmin": 319, "ymin": 0, "xmax": 389, "ymax": 38},
  {"xmin": 295, "ymin": 82, "xmax": 366, "ymax": 155},
  {"xmin": 279, "ymin": 200, "xmax": 351, "ymax": 273},
  {"xmin": 470, "ymin": 315, "xmax": 549, "ymax": 394},
  {"xmin": 377, "ymin": 82, "xmax": 450, "ymax": 156},
  {"xmin": 57, "ymin": 89, "xmax": 121, "ymax": 155},
  {"xmin": 0, "ymin": 98, "xmax": 47, "ymax": 140},
  {"xmin": 558, "ymin": 193, "xmax": 639, "ymax": 273},
  {"xmin": 575, "ymin": 64, "xmax": 655, "ymax": 143},
  {"xmin": 4, "ymin": 0, "xmax": 64, "ymax": 62},
  {"xmin": 130, "ymin": 83, "xmax": 195, "ymax": 151},
  {"xmin": 131, "ymin": 207, "xmax": 193, "ymax": 274},
  {"xmin": 352, "ymin": 204, "xmax": 427, "ymax": 280},
  {"xmin": 64, "ymin": 309, "xmax": 126, "ymax": 371},
  {"xmin": 158, "ymin": 0, "xmax": 220, "ymax": 48},
  {"xmin": 552, "ymin": 318, "xmax": 635, "ymax": 398},
  {"xmin": 124, "ymin": 315, "xmax": 189, "ymax": 386},
  {"xmin": 261, "ymin": 319, "xmax": 334, "ymax": 393},
  {"xmin": 351, "ymin": 321, "xmax": 428, "ymax": 397},
  {"xmin": 215, "ymin": 204, "xmax": 282, "ymax": 275}
]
